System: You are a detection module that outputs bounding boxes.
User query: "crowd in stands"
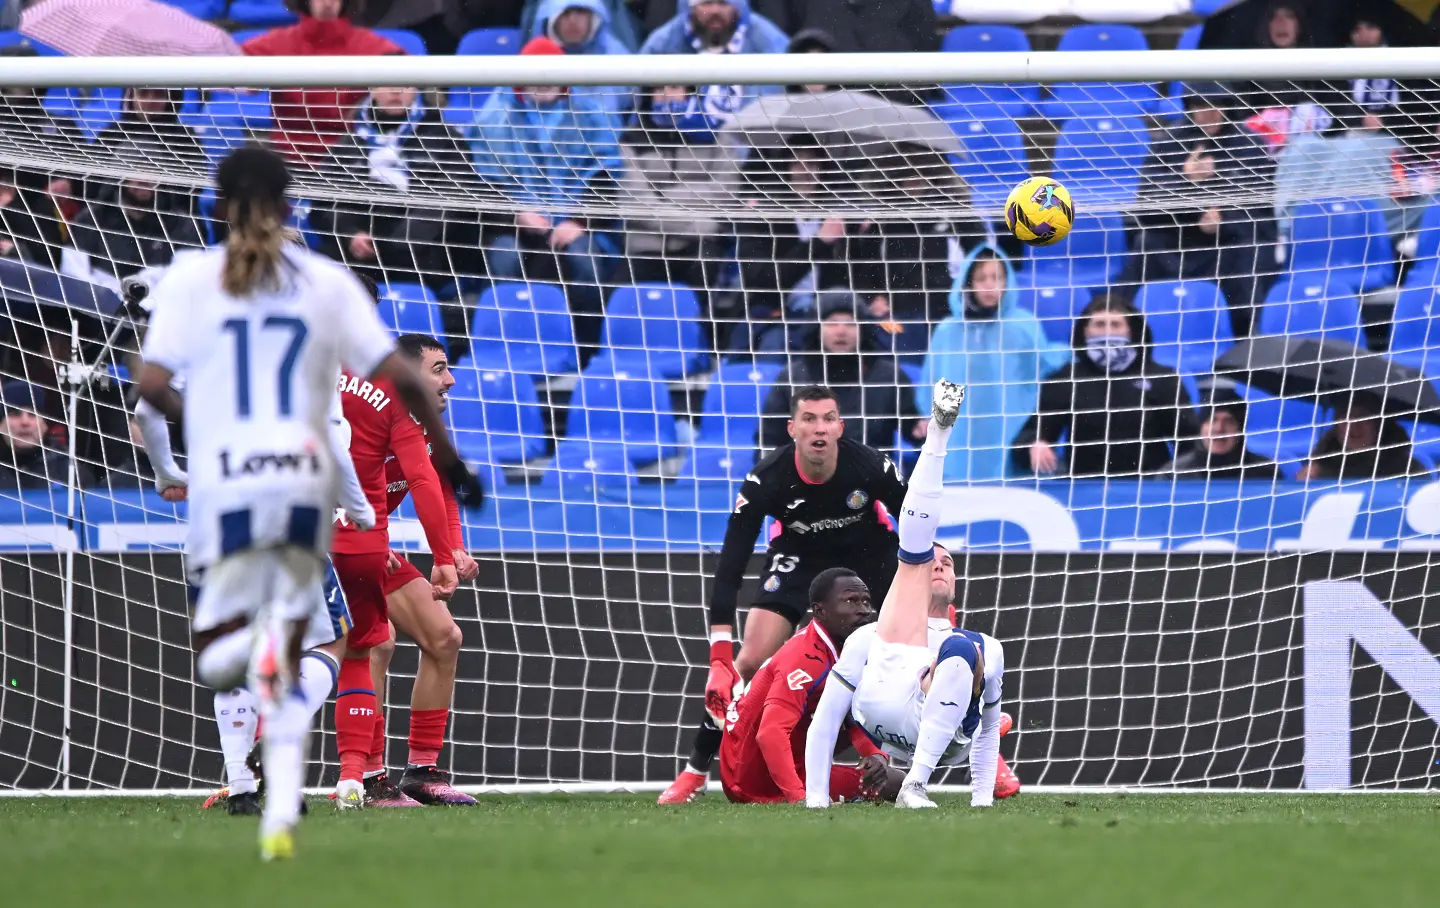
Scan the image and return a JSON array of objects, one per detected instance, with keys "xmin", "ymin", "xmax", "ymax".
[{"xmin": 0, "ymin": 0, "xmax": 1436, "ymax": 494}]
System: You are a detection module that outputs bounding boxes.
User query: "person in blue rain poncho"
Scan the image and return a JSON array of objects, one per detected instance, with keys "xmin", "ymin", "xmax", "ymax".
[
  {"xmin": 917, "ymin": 245, "xmax": 1069, "ymax": 482},
  {"xmin": 530, "ymin": 0, "xmax": 636, "ymax": 113},
  {"xmin": 640, "ymin": 0, "xmax": 789, "ymax": 121}
]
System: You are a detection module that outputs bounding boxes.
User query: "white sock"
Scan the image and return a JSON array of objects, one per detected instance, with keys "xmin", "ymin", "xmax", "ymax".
[
  {"xmin": 260, "ymin": 692, "xmax": 311, "ymax": 836},
  {"xmin": 213, "ymin": 688, "xmax": 258, "ymax": 795},
  {"xmin": 905, "ymin": 649, "xmax": 976, "ymax": 789},
  {"xmin": 297, "ymin": 651, "xmax": 338, "ymax": 721},
  {"xmin": 897, "ymin": 421, "xmax": 951, "ymax": 561},
  {"xmin": 196, "ymin": 627, "xmax": 253, "ymax": 691}
]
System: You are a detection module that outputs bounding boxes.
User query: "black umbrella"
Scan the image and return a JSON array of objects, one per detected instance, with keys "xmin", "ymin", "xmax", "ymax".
[
  {"xmin": 1199, "ymin": 0, "xmax": 1435, "ymax": 50},
  {"xmin": 0, "ymin": 257, "xmax": 125, "ymax": 325},
  {"xmin": 1214, "ymin": 335, "xmax": 1440, "ymax": 424}
]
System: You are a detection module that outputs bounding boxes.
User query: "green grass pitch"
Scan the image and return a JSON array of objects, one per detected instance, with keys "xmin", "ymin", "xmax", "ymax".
[{"xmin": 1, "ymin": 793, "xmax": 1437, "ymax": 907}]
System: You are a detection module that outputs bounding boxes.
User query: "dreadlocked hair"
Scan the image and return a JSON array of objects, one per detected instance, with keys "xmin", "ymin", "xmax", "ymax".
[{"xmin": 217, "ymin": 145, "xmax": 292, "ymax": 298}]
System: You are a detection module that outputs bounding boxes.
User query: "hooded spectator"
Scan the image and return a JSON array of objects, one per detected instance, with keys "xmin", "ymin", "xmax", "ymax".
[
  {"xmin": 1296, "ymin": 392, "xmax": 1429, "ymax": 481},
  {"xmin": 521, "ymin": 0, "xmax": 640, "ymax": 51},
  {"xmin": 1012, "ymin": 294, "xmax": 1197, "ymax": 478},
  {"xmin": 755, "ymin": 0, "xmax": 939, "ymax": 54},
  {"xmin": 616, "ymin": 85, "xmax": 743, "ymax": 345},
  {"xmin": 759, "ymin": 290, "xmax": 918, "ymax": 452},
  {"xmin": 94, "ymin": 88, "xmax": 206, "ymax": 184},
  {"xmin": 470, "ymin": 36, "xmax": 623, "ymax": 352},
  {"xmin": 1242, "ymin": 1, "xmax": 1321, "ymax": 111},
  {"xmin": 0, "ymin": 381, "xmax": 87, "ymax": 490},
  {"xmin": 242, "ymin": 0, "xmax": 404, "ymax": 163},
  {"xmin": 69, "ymin": 177, "xmax": 203, "ymax": 284},
  {"xmin": 786, "ymin": 28, "xmax": 838, "ymax": 94},
  {"xmin": 0, "ymin": 166, "xmax": 62, "ymax": 269},
  {"xmin": 1158, "ymin": 386, "xmax": 1281, "ymax": 480},
  {"xmin": 918, "ymin": 246, "xmax": 1069, "ymax": 481},
  {"xmin": 640, "ymin": 0, "xmax": 789, "ymax": 118},
  {"xmin": 312, "ymin": 87, "xmax": 482, "ymax": 295},
  {"xmin": 532, "ymin": 0, "xmax": 635, "ymax": 113}
]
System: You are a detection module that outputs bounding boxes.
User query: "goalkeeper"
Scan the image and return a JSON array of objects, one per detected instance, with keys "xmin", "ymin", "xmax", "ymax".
[{"xmin": 659, "ymin": 385, "xmax": 907, "ymax": 804}]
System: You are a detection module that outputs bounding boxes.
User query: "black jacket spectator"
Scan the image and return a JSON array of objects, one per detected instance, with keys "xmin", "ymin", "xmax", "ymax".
[
  {"xmin": 754, "ymin": 0, "xmax": 939, "ymax": 53},
  {"xmin": 0, "ymin": 167, "xmax": 63, "ymax": 269},
  {"xmin": 1242, "ymin": 1, "xmax": 1323, "ymax": 111},
  {"xmin": 94, "ymin": 89, "xmax": 206, "ymax": 182},
  {"xmin": 1013, "ymin": 295, "xmax": 1197, "ymax": 478},
  {"xmin": 760, "ymin": 291, "xmax": 918, "ymax": 452},
  {"xmin": 312, "ymin": 89, "xmax": 482, "ymax": 293},
  {"xmin": 1297, "ymin": 393, "xmax": 1429, "ymax": 481},
  {"xmin": 0, "ymin": 381, "xmax": 89, "ymax": 490},
  {"xmin": 71, "ymin": 179, "xmax": 204, "ymax": 281},
  {"xmin": 1158, "ymin": 388, "xmax": 1281, "ymax": 480}
]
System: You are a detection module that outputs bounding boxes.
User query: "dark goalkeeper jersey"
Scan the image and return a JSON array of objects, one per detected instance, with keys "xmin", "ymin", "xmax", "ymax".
[{"xmin": 708, "ymin": 436, "xmax": 907, "ymax": 621}]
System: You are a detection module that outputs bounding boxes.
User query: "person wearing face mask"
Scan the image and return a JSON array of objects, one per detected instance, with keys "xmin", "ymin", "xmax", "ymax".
[
  {"xmin": 1157, "ymin": 385, "xmax": 1280, "ymax": 481},
  {"xmin": 616, "ymin": 85, "xmax": 742, "ymax": 349},
  {"xmin": 1011, "ymin": 294, "xmax": 1197, "ymax": 478},
  {"xmin": 917, "ymin": 246, "xmax": 1068, "ymax": 482},
  {"xmin": 1295, "ymin": 392, "xmax": 1428, "ymax": 481}
]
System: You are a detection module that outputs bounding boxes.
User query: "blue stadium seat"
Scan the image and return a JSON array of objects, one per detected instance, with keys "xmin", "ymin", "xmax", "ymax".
[
  {"xmin": 1135, "ymin": 280, "xmax": 1233, "ymax": 375},
  {"xmin": 1039, "ymin": 25, "xmax": 1158, "ymax": 122},
  {"xmin": 678, "ymin": 445, "xmax": 755, "ymax": 481},
  {"xmin": 1257, "ymin": 274, "xmax": 1366, "ymax": 347},
  {"xmin": 375, "ymin": 29, "xmax": 427, "ymax": 55},
  {"xmin": 937, "ymin": 26, "xmax": 1038, "ymax": 119},
  {"xmin": 230, "ymin": 29, "xmax": 269, "ymax": 45},
  {"xmin": 565, "ymin": 362, "xmax": 678, "ymax": 466},
  {"xmin": 227, "ymin": 0, "xmax": 297, "ymax": 27},
  {"xmin": 1019, "ymin": 212, "xmax": 1126, "ymax": 290},
  {"xmin": 378, "ymin": 283, "xmax": 441, "ymax": 336},
  {"xmin": 457, "ymin": 27, "xmax": 523, "ymax": 55},
  {"xmin": 1175, "ymin": 23, "xmax": 1204, "ymax": 50},
  {"xmin": 472, "ymin": 282, "xmax": 578, "ymax": 375},
  {"xmin": 0, "ymin": 31, "xmax": 64, "ymax": 55},
  {"xmin": 942, "ymin": 105, "xmax": 1029, "ymax": 211},
  {"xmin": 449, "ymin": 365, "xmax": 548, "ymax": 466},
  {"xmin": 694, "ymin": 361, "xmax": 783, "ymax": 448},
  {"xmin": 1390, "ymin": 284, "xmax": 1440, "ymax": 374},
  {"xmin": 1016, "ymin": 285, "xmax": 1093, "ymax": 343},
  {"xmin": 165, "ymin": 0, "xmax": 227, "ymax": 18},
  {"xmin": 1237, "ymin": 384, "xmax": 1325, "ymax": 477},
  {"xmin": 1414, "ymin": 202, "xmax": 1440, "ymax": 263},
  {"xmin": 1289, "ymin": 199, "xmax": 1395, "ymax": 293},
  {"xmin": 182, "ymin": 89, "xmax": 273, "ymax": 162},
  {"xmin": 1052, "ymin": 116, "xmax": 1149, "ymax": 206},
  {"xmin": 1402, "ymin": 419, "xmax": 1440, "ymax": 473},
  {"xmin": 598, "ymin": 283, "xmax": 707, "ymax": 379},
  {"xmin": 1156, "ymin": 25, "xmax": 1206, "ymax": 120},
  {"xmin": 549, "ymin": 438, "xmax": 635, "ymax": 488}
]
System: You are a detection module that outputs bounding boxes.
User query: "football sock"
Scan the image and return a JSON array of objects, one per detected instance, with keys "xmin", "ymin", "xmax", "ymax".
[
  {"xmin": 366, "ymin": 703, "xmax": 387, "ymax": 776},
  {"xmin": 297, "ymin": 650, "xmax": 338, "ymax": 720},
  {"xmin": 213, "ymin": 688, "xmax": 258, "ymax": 796},
  {"xmin": 407, "ymin": 708, "xmax": 448, "ymax": 768},
  {"xmin": 685, "ymin": 717, "xmax": 723, "ymax": 775},
  {"xmin": 897, "ymin": 420, "xmax": 950, "ymax": 561},
  {"xmin": 904, "ymin": 651, "xmax": 974, "ymax": 790},
  {"xmin": 335, "ymin": 658, "xmax": 376, "ymax": 783},
  {"xmin": 196, "ymin": 627, "xmax": 253, "ymax": 691},
  {"xmin": 260, "ymin": 691, "xmax": 311, "ymax": 836}
]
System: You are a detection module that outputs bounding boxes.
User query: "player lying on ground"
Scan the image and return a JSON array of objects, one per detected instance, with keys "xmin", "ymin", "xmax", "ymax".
[
  {"xmin": 660, "ymin": 385, "xmax": 908, "ymax": 804},
  {"xmin": 331, "ymin": 332, "xmax": 477, "ymax": 807},
  {"xmin": 803, "ymin": 380, "xmax": 1016, "ymax": 809},
  {"xmin": 720, "ymin": 567, "xmax": 904, "ymax": 804},
  {"xmin": 135, "ymin": 145, "xmax": 482, "ymax": 859}
]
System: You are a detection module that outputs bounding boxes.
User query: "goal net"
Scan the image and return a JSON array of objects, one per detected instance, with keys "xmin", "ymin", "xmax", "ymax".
[{"xmin": 0, "ymin": 48, "xmax": 1438, "ymax": 794}]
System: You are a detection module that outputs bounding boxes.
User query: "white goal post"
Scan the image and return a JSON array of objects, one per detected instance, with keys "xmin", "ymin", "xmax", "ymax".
[{"xmin": 0, "ymin": 46, "xmax": 1437, "ymax": 797}]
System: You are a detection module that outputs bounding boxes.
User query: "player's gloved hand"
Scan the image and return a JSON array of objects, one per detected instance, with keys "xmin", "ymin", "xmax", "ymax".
[
  {"xmin": 445, "ymin": 460, "xmax": 485, "ymax": 510},
  {"xmin": 704, "ymin": 640, "xmax": 741, "ymax": 728}
]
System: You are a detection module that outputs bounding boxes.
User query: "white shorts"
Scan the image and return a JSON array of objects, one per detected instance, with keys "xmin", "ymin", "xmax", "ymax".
[
  {"xmin": 850, "ymin": 639, "xmax": 931, "ymax": 763},
  {"xmin": 192, "ymin": 547, "xmax": 325, "ymax": 636}
]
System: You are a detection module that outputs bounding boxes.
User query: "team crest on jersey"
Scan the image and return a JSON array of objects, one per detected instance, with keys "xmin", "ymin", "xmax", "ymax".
[
  {"xmin": 763, "ymin": 574, "xmax": 781, "ymax": 592},
  {"xmin": 847, "ymin": 490, "xmax": 869, "ymax": 510},
  {"xmin": 786, "ymin": 669, "xmax": 812, "ymax": 691}
]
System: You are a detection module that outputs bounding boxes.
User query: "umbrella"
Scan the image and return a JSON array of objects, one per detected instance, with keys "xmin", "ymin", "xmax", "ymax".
[
  {"xmin": 21, "ymin": 0, "xmax": 242, "ymax": 57},
  {"xmin": 722, "ymin": 90, "xmax": 962, "ymax": 159},
  {"xmin": 1214, "ymin": 335, "xmax": 1440, "ymax": 424},
  {"xmin": 1199, "ymin": 0, "xmax": 1435, "ymax": 50}
]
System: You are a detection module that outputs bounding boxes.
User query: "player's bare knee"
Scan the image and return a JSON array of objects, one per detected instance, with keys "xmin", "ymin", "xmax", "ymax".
[
  {"xmin": 424, "ymin": 618, "xmax": 462, "ymax": 665},
  {"xmin": 370, "ymin": 634, "xmax": 396, "ymax": 669}
]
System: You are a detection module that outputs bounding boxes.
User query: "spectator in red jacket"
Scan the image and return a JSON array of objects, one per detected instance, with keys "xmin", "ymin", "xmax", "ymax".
[{"xmin": 242, "ymin": 0, "xmax": 404, "ymax": 163}]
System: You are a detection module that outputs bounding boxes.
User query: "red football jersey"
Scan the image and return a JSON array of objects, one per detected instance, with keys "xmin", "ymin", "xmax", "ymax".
[
  {"xmin": 331, "ymin": 372, "xmax": 453, "ymax": 565},
  {"xmin": 720, "ymin": 621, "xmax": 878, "ymax": 802},
  {"xmin": 382, "ymin": 456, "xmax": 462, "ymax": 549}
]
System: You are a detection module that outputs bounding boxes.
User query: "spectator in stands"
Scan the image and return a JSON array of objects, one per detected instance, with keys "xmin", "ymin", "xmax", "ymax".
[
  {"xmin": 312, "ymin": 87, "xmax": 481, "ymax": 294},
  {"xmin": 918, "ymin": 246, "xmax": 1068, "ymax": 481},
  {"xmin": 640, "ymin": 0, "xmax": 788, "ymax": 118},
  {"xmin": 1236, "ymin": 1, "xmax": 1323, "ymax": 114},
  {"xmin": 94, "ymin": 89, "xmax": 205, "ymax": 187},
  {"xmin": 759, "ymin": 289, "xmax": 917, "ymax": 452},
  {"xmin": 786, "ymin": 28, "xmax": 837, "ymax": 93},
  {"xmin": 0, "ymin": 381, "xmax": 86, "ymax": 490},
  {"xmin": 533, "ymin": 0, "xmax": 635, "ymax": 113},
  {"xmin": 0, "ymin": 46, "xmax": 81, "ymax": 222},
  {"xmin": 1158, "ymin": 387, "xmax": 1281, "ymax": 480},
  {"xmin": 616, "ymin": 85, "xmax": 742, "ymax": 346},
  {"xmin": 523, "ymin": 0, "xmax": 640, "ymax": 51},
  {"xmin": 1124, "ymin": 82, "xmax": 1277, "ymax": 336},
  {"xmin": 1012, "ymin": 294, "xmax": 1197, "ymax": 478},
  {"xmin": 754, "ymin": 0, "xmax": 939, "ymax": 54},
  {"xmin": 471, "ymin": 36, "xmax": 623, "ymax": 352},
  {"xmin": 0, "ymin": 166, "xmax": 64, "ymax": 269},
  {"xmin": 1296, "ymin": 392, "xmax": 1428, "ymax": 481},
  {"xmin": 69, "ymin": 177, "xmax": 203, "ymax": 284},
  {"xmin": 242, "ymin": 0, "xmax": 404, "ymax": 163}
]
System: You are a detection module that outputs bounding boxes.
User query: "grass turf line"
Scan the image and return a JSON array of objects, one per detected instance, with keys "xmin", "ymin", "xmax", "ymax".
[{"xmin": 1, "ymin": 794, "xmax": 1437, "ymax": 908}]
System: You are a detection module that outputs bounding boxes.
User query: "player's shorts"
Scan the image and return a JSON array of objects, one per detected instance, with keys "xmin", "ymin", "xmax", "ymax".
[
  {"xmin": 188, "ymin": 555, "xmax": 350, "ymax": 652},
  {"xmin": 751, "ymin": 547, "xmax": 898, "ymax": 626},
  {"xmin": 331, "ymin": 550, "xmax": 426, "ymax": 649},
  {"xmin": 720, "ymin": 762, "xmax": 867, "ymax": 804},
  {"xmin": 191, "ymin": 547, "xmax": 324, "ymax": 635},
  {"xmin": 849, "ymin": 639, "xmax": 932, "ymax": 764}
]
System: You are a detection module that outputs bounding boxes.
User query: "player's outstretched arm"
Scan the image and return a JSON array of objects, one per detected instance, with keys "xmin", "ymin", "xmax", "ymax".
[
  {"xmin": 133, "ymin": 396, "xmax": 187, "ymax": 496},
  {"xmin": 803, "ymin": 677, "xmax": 852, "ymax": 808}
]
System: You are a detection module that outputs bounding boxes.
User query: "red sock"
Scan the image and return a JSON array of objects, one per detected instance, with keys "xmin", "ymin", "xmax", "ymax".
[
  {"xmin": 335, "ymin": 659, "xmax": 376, "ymax": 783},
  {"xmin": 407, "ymin": 708, "xmax": 448, "ymax": 767},
  {"xmin": 366, "ymin": 705, "xmax": 386, "ymax": 775}
]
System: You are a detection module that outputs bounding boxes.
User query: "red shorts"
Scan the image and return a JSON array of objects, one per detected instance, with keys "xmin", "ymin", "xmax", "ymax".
[
  {"xmin": 719, "ymin": 751, "xmax": 866, "ymax": 804},
  {"xmin": 331, "ymin": 550, "xmax": 426, "ymax": 649}
]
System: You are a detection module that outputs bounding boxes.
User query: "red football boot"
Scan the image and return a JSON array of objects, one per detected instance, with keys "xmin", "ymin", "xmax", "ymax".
[
  {"xmin": 994, "ymin": 711, "xmax": 1020, "ymax": 799},
  {"xmin": 656, "ymin": 769, "xmax": 707, "ymax": 805}
]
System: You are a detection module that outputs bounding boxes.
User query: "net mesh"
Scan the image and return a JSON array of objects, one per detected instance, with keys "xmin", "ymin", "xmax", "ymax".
[{"xmin": 0, "ymin": 69, "xmax": 1438, "ymax": 792}]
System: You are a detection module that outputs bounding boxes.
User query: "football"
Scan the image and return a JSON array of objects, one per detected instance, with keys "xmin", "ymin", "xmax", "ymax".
[{"xmin": 1005, "ymin": 176, "xmax": 1074, "ymax": 247}]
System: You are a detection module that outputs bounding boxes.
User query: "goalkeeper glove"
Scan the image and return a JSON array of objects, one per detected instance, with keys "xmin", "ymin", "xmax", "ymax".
[
  {"xmin": 704, "ymin": 638, "xmax": 741, "ymax": 728},
  {"xmin": 445, "ymin": 460, "xmax": 486, "ymax": 510}
]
